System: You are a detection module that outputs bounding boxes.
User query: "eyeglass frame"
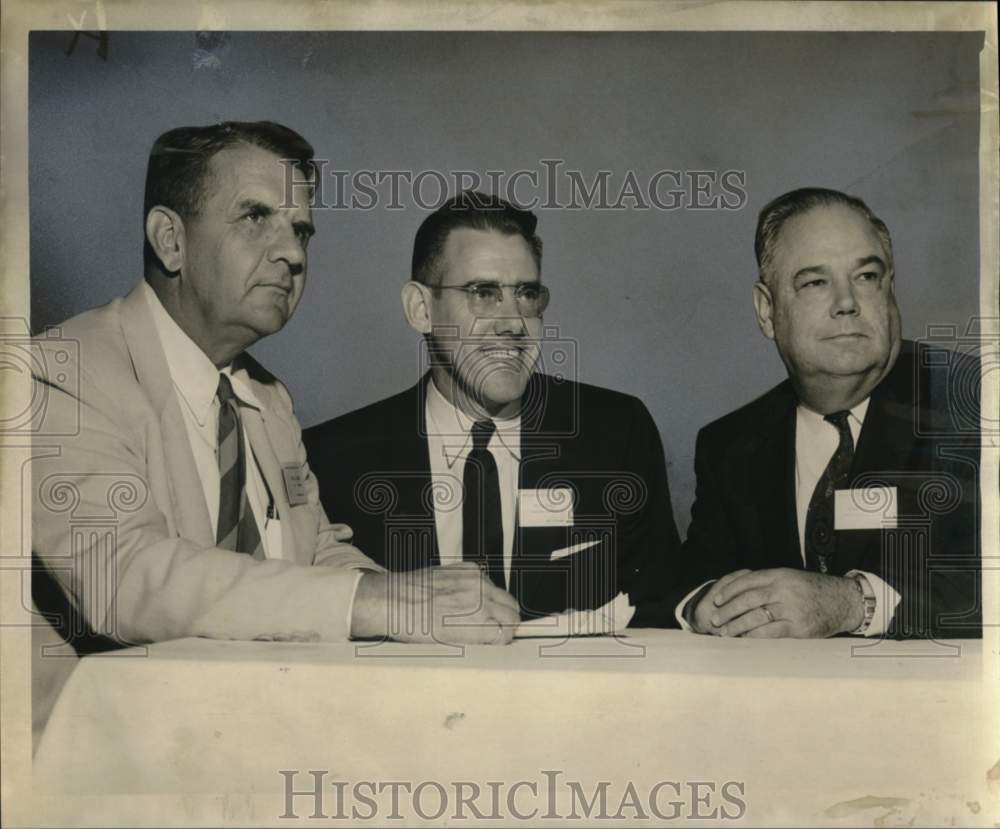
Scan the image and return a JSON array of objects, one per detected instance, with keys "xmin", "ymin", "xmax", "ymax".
[{"xmin": 431, "ymin": 280, "xmax": 551, "ymax": 318}]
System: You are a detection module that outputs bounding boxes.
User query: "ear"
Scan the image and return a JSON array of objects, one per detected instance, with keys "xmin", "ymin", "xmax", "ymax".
[
  {"xmin": 401, "ymin": 281, "xmax": 433, "ymax": 334},
  {"xmin": 752, "ymin": 279, "xmax": 776, "ymax": 340},
  {"xmin": 145, "ymin": 206, "xmax": 185, "ymax": 274}
]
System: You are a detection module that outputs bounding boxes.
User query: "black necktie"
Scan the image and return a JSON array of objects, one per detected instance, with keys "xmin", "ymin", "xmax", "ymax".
[
  {"xmin": 462, "ymin": 420, "xmax": 505, "ymax": 589},
  {"xmin": 804, "ymin": 410, "xmax": 854, "ymax": 573},
  {"xmin": 216, "ymin": 374, "xmax": 263, "ymax": 559}
]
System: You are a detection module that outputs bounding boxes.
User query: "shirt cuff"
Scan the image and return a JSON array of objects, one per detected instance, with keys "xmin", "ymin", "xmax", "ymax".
[
  {"xmin": 675, "ymin": 580, "xmax": 715, "ymax": 632},
  {"xmin": 846, "ymin": 570, "xmax": 901, "ymax": 637},
  {"xmin": 344, "ymin": 570, "xmax": 368, "ymax": 638}
]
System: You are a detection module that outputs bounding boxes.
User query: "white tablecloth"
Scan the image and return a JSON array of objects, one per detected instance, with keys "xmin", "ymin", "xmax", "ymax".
[{"xmin": 30, "ymin": 631, "xmax": 998, "ymax": 826}]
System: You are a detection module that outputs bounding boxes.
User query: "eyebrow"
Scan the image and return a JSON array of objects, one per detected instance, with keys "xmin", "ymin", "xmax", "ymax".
[
  {"xmin": 791, "ymin": 264, "xmax": 831, "ymax": 281},
  {"xmin": 460, "ymin": 279, "xmax": 542, "ymax": 287},
  {"xmin": 792, "ymin": 255, "xmax": 887, "ymax": 281},
  {"xmin": 234, "ymin": 198, "xmax": 274, "ymax": 216},
  {"xmin": 235, "ymin": 198, "xmax": 315, "ymax": 236},
  {"xmin": 852, "ymin": 255, "xmax": 886, "ymax": 271}
]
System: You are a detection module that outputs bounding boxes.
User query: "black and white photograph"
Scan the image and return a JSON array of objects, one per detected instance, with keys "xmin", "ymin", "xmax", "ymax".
[{"xmin": 1, "ymin": 1, "xmax": 997, "ymax": 826}]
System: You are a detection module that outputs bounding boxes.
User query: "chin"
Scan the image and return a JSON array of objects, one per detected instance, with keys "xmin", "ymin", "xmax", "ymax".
[
  {"xmin": 476, "ymin": 371, "xmax": 531, "ymax": 411},
  {"xmin": 813, "ymin": 348, "xmax": 883, "ymax": 376},
  {"xmin": 249, "ymin": 308, "xmax": 291, "ymax": 337}
]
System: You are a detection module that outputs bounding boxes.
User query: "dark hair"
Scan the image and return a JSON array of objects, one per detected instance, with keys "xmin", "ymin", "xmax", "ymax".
[
  {"xmin": 411, "ymin": 190, "xmax": 543, "ymax": 286},
  {"xmin": 142, "ymin": 120, "xmax": 315, "ymax": 271},
  {"xmin": 754, "ymin": 187, "xmax": 894, "ymax": 286}
]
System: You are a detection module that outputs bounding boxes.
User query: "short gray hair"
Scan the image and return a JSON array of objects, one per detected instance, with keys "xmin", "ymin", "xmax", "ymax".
[{"xmin": 754, "ymin": 187, "xmax": 893, "ymax": 286}]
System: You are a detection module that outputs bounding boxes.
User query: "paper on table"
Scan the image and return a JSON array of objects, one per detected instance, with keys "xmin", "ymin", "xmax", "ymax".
[{"xmin": 514, "ymin": 592, "xmax": 635, "ymax": 638}]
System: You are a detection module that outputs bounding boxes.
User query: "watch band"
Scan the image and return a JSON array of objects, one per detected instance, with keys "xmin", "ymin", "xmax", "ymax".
[{"xmin": 850, "ymin": 573, "xmax": 877, "ymax": 635}]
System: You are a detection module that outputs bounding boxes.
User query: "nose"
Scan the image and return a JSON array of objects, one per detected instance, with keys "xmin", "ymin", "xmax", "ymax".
[
  {"xmin": 268, "ymin": 223, "xmax": 307, "ymax": 275},
  {"xmin": 831, "ymin": 275, "xmax": 859, "ymax": 317},
  {"xmin": 490, "ymin": 288, "xmax": 527, "ymax": 336}
]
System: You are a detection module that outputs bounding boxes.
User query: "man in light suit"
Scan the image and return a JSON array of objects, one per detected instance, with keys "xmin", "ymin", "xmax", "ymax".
[
  {"xmin": 672, "ymin": 187, "xmax": 980, "ymax": 639},
  {"xmin": 305, "ymin": 192, "xmax": 681, "ymax": 624},
  {"xmin": 31, "ymin": 123, "xmax": 519, "ymax": 657}
]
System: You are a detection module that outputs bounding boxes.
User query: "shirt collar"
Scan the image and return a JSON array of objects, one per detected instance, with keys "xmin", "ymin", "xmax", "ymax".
[
  {"xmin": 796, "ymin": 396, "xmax": 871, "ymax": 432},
  {"xmin": 425, "ymin": 376, "xmax": 521, "ymax": 467},
  {"xmin": 141, "ymin": 281, "xmax": 260, "ymax": 424}
]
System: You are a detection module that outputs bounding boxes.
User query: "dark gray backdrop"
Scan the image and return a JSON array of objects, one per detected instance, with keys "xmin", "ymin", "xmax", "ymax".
[{"xmin": 29, "ymin": 31, "xmax": 982, "ymax": 533}]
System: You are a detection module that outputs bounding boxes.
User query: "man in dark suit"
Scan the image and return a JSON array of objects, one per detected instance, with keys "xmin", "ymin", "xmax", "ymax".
[
  {"xmin": 305, "ymin": 192, "xmax": 681, "ymax": 624},
  {"xmin": 673, "ymin": 187, "xmax": 980, "ymax": 639}
]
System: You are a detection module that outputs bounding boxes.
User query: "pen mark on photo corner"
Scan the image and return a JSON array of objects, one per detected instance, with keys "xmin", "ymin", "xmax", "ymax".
[
  {"xmin": 444, "ymin": 712, "xmax": 465, "ymax": 729},
  {"xmin": 987, "ymin": 758, "xmax": 1000, "ymax": 795},
  {"xmin": 844, "ymin": 120, "xmax": 959, "ymax": 191},
  {"xmin": 823, "ymin": 795, "xmax": 910, "ymax": 819}
]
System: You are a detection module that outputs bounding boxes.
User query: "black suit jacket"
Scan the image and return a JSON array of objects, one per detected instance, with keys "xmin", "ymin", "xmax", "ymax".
[
  {"xmin": 304, "ymin": 373, "xmax": 682, "ymax": 625},
  {"xmin": 669, "ymin": 340, "xmax": 981, "ymax": 638}
]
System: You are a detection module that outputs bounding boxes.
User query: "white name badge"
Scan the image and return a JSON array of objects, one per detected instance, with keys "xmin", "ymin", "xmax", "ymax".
[
  {"xmin": 519, "ymin": 488, "xmax": 574, "ymax": 527},
  {"xmin": 834, "ymin": 486, "xmax": 898, "ymax": 530},
  {"xmin": 282, "ymin": 464, "xmax": 309, "ymax": 507}
]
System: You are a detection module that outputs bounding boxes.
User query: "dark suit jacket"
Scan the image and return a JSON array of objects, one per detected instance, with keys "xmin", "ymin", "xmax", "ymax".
[
  {"xmin": 668, "ymin": 340, "xmax": 981, "ymax": 638},
  {"xmin": 305, "ymin": 373, "xmax": 682, "ymax": 625}
]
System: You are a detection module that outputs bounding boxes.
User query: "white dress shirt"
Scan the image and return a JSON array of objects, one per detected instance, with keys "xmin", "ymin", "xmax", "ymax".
[
  {"xmin": 142, "ymin": 282, "xmax": 282, "ymax": 559},
  {"xmin": 794, "ymin": 400, "xmax": 900, "ymax": 635},
  {"xmin": 676, "ymin": 396, "xmax": 902, "ymax": 635},
  {"xmin": 424, "ymin": 378, "xmax": 520, "ymax": 588}
]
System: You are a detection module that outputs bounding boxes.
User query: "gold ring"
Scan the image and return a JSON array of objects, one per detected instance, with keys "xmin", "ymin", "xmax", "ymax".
[
  {"xmin": 490, "ymin": 622, "xmax": 504, "ymax": 644},
  {"xmin": 762, "ymin": 605, "xmax": 775, "ymax": 624}
]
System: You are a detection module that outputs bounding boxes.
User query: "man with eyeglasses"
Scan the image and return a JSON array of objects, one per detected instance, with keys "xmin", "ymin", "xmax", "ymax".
[{"xmin": 305, "ymin": 191, "xmax": 681, "ymax": 623}]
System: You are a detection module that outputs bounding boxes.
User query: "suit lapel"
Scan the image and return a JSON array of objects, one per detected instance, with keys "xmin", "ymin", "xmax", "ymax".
[
  {"xmin": 752, "ymin": 386, "xmax": 802, "ymax": 568},
  {"xmin": 851, "ymin": 360, "xmax": 916, "ymax": 481},
  {"xmin": 511, "ymin": 374, "xmax": 568, "ymax": 608},
  {"xmin": 408, "ymin": 377, "xmax": 441, "ymax": 567},
  {"xmin": 118, "ymin": 285, "xmax": 214, "ymax": 547},
  {"xmin": 839, "ymin": 351, "xmax": 917, "ymax": 570},
  {"xmin": 157, "ymin": 399, "xmax": 215, "ymax": 547},
  {"xmin": 240, "ymin": 403, "xmax": 305, "ymax": 563}
]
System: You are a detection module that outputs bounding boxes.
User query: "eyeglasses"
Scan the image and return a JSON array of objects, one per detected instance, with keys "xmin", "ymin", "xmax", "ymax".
[{"xmin": 435, "ymin": 281, "xmax": 550, "ymax": 318}]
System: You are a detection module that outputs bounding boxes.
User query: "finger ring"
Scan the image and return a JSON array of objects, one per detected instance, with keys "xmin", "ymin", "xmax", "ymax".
[
  {"xmin": 490, "ymin": 622, "xmax": 504, "ymax": 645},
  {"xmin": 762, "ymin": 605, "xmax": 775, "ymax": 624}
]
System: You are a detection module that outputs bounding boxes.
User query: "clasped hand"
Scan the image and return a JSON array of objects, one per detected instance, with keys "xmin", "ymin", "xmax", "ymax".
[
  {"xmin": 351, "ymin": 562, "xmax": 520, "ymax": 644},
  {"xmin": 691, "ymin": 568, "xmax": 863, "ymax": 638}
]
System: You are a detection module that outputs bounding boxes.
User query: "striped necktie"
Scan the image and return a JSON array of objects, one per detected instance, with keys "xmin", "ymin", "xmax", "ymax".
[
  {"xmin": 804, "ymin": 410, "xmax": 854, "ymax": 573},
  {"xmin": 216, "ymin": 374, "xmax": 263, "ymax": 559}
]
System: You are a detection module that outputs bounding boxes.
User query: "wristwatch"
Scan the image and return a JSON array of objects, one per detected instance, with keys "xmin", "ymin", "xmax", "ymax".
[{"xmin": 850, "ymin": 573, "xmax": 877, "ymax": 635}]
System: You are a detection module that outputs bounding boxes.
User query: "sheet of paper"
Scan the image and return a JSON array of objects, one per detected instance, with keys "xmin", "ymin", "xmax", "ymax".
[{"xmin": 514, "ymin": 592, "xmax": 635, "ymax": 638}]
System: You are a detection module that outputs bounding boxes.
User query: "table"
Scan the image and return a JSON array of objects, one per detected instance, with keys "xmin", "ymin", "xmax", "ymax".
[{"xmin": 30, "ymin": 631, "xmax": 999, "ymax": 826}]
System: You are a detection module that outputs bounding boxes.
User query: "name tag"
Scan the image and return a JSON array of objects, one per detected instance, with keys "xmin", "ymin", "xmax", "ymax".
[
  {"xmin": 282, "ymin": 464, "xmax": 309, "ymax": 507},
  {"xmin": 834, "ymin": 486, "xmax": 898, "ymax": 530},
  {"xmin": 519, "ymin": 488, "xmax": 574, "ymax": 527}
]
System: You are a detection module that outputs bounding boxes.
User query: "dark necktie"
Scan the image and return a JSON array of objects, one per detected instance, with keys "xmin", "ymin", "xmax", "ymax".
[
  {"xmin": 462, "ymin": 420, "xmax": 505, "ymax": 589},
  {"xmin": 216, "ymin": 374, "xmax": 263, "ymax": 559},
  {"xmin": 804, "ymin": 410, "xmax": 854, "ymax": 573}
]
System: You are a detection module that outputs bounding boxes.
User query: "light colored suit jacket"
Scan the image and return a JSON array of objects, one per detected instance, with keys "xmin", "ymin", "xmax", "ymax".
[{"xmin": 32, "ymin": 282, "xmax": 379, "ymax": 645}]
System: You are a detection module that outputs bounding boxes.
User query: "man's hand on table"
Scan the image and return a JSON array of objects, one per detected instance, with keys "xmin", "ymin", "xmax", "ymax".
[
  {"xmin": 690, "ymin": 568, "xmax": 864, "ymax": 638},
  {"xmin": 350, "ymin": 563, "xmax": 521, "ymax": 644}
]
